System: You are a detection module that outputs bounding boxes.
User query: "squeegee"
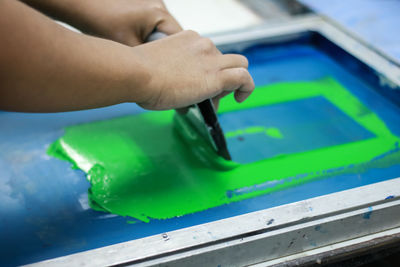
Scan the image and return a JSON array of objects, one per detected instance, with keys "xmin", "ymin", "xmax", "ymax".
[{"xmin": 147, "ymin": 32, "xmax": 231, "ymax": 160}]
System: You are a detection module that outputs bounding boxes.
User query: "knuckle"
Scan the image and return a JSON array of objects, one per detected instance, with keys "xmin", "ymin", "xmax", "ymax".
[
  {"xmin": 200, "ymin": 37, "xmax": 215, "ymax": 52},
  {"xmin": 185, "ymin": 30, "xmax": 200, "ymax": 37},
  {"xmin": 236, "ymin": 68, "xmax": 249, "ymax": 82},
  {"xmin": 240, "ymin": 55, "xmax": 249, "ymax": 68},
  {"xmin": 151, "ymin": 3, "xmax": 168, "ymax": 14}
]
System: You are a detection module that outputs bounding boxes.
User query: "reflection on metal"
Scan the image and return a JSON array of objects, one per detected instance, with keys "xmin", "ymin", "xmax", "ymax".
[
  {"xmin": 30, "ymin": 178, "xmax": 400, "ymax": 267},
  {"xmin": 29, "ymin": 15, "xmax": 400, "ymax": 267},
  {"xmin": 211, "ymin": 15, "xmax": 400, "ymax": 87},
  {"xmin": 240, "ymin": 0, "xmax": 311, "ymax": 20},
  {"xmin": 253, "ymin": 228, "xmax": 400, "ymax": 266}
]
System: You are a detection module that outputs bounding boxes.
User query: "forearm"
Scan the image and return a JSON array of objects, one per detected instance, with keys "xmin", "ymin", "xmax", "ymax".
[
  {"xmin": 20, "ymin": 0, "xmax": 185, "ymax": 47},
  {"xmin": 20, "ymin": 0, "xmax": 91, "ymax": 31},
  {"xmin": 0, "ymin": 0, "xmax": 149, "ymax": 112}
]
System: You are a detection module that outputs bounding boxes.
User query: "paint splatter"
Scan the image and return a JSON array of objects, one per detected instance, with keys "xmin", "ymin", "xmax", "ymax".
[
  {"xmin": 363, "ymin": 206, "xmax": 373, "ymax": 219},
  {"xmin": 48, "ymin": 78, "xmax": 400, "ymax": 222}
]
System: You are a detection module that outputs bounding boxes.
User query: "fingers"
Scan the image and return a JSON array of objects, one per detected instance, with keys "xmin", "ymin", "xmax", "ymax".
[
  {"xmin": 219, "ymin": 54, "xmax": 249, "ymax": 69},
  {"xmin": 217, "ymin": 68, "xmax": 255, "ymax": 103},
  {"xmin": 215, "ymin": 54, "xmax": 252, "ymax": 104},
  {"xmin": 156, "ymin": 14, "xmax": 183, "ymax": 35},
  {"xmin": 142, "ymin": 2, "xmax": 183, "ymax": 43},
  {"xmin": 212, "ymin": 91, "xmax": 231, "ymax": 110}
]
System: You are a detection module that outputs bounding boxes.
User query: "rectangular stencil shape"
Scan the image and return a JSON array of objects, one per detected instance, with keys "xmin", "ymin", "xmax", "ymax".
[{"xmin": 220, "ymin": 96, "xmax": 376, "ymax": 164}]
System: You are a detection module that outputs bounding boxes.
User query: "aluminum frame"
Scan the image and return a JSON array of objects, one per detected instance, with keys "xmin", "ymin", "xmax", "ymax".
[
  {"xmin": 211, "ymin": 15, "xmax": 400, "ymax": 87},
  {"xmin": 29, "ymin": 15, "xmax": 400, "ymax": 267}
]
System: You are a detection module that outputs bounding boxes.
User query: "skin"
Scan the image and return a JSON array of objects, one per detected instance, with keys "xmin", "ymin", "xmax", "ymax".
[
  {"xmin": 0, "ymin": 0, "xmax": 255, "ymax": 112},
  {"xmin": 21, "ymin": 0, "xmax": 183, "ymax": 46}
]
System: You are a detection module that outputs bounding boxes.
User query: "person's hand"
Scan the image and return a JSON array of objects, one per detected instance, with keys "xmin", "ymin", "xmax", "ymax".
[
  {"xmin": 70, "ymin": 0, "xmax": 182, "ymax": 46},
  {"xmin": 4, "ymin": 0, "xmax": 253, "ymax": 112},
  {"xmin": 131, "ymin": 30, "xmax": 255, "ymax": 110}
]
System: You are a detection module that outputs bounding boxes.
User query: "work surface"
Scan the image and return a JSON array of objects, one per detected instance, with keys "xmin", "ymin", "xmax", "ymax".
[
  {"xmin": 301, "ymin": 0, "xmax": 400, "ymax": 62},
  {"xmin": 2, "ymin": 30, "xmax": 400, "ymax": 265}
]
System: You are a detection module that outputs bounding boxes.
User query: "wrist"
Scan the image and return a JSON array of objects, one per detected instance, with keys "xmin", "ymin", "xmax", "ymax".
[
  {"xmin": 60, "ymin": 28, "xmax": 153, "ymax": 107},
  {"xmin": 123, "ymin": 45, "xmax": 156, "ymax": 105},
  {"xmin": 53, "ymin": 1, "xmax": 157, "ymax": 107}
]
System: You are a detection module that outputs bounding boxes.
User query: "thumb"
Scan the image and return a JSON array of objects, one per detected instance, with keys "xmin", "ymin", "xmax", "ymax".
[{"xmin": 156, "ymin": 16, "xmax": 183, "ymax": 35}]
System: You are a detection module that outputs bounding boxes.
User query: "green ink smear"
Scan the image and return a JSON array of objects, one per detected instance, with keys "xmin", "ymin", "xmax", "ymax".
[
  {"xmin": 226, "ymin": 126, "xmax": 283, "ymax": 139},
  {"xmin": 48, "ymin": 78, "xmax": 400, "ymax": 222}
]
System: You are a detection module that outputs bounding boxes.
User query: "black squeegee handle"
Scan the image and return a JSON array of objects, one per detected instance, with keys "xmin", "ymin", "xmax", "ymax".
[{"xmin": 198, "ymin": 100, "xmax": 232, "ymax": 160}]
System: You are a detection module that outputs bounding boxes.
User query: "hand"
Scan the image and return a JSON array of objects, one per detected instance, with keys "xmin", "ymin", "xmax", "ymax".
[
  {"xmin": 70, "ymin": 0, "xmax": 182, "ymax": 46},
  {"xmin": 132, "ymin": 30, "xmax": 255, "ymax": 110},
  {"xmin": 1, "ymin": 0, "xmax": 253, "ymax": 112}
]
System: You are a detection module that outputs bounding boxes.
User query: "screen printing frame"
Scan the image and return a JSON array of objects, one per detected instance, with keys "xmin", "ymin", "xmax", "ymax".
[{"xmin": 31, "ymin": 15, "xmax": 400, "ymax": 267}]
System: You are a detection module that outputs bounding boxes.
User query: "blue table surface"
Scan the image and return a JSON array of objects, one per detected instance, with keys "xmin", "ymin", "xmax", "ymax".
[
  {"xmin": 1, "ymin": 3, "xmax": 400, "ymax": 266},
  {"xmin": 2, "ymin": 40, "xmax": 400, "ymax": 266}
]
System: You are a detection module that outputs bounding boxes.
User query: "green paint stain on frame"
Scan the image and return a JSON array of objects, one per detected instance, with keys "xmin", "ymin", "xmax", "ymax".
[{"xmin": 48, "ymin": 78, "xmax": 400, "ymax": 222}]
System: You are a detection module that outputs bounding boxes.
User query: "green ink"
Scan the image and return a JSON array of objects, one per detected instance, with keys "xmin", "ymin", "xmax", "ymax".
[
  {"xmin": 266, "ymin": 128, "xmax": 283, "ymax": 139},
  {"xmin": 48, "ymin": 78, "xmax": 400, "ymax": 222},
  {"xmin": 226, "ymin": 126, "xmax": 283, "ymax": 139}
]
